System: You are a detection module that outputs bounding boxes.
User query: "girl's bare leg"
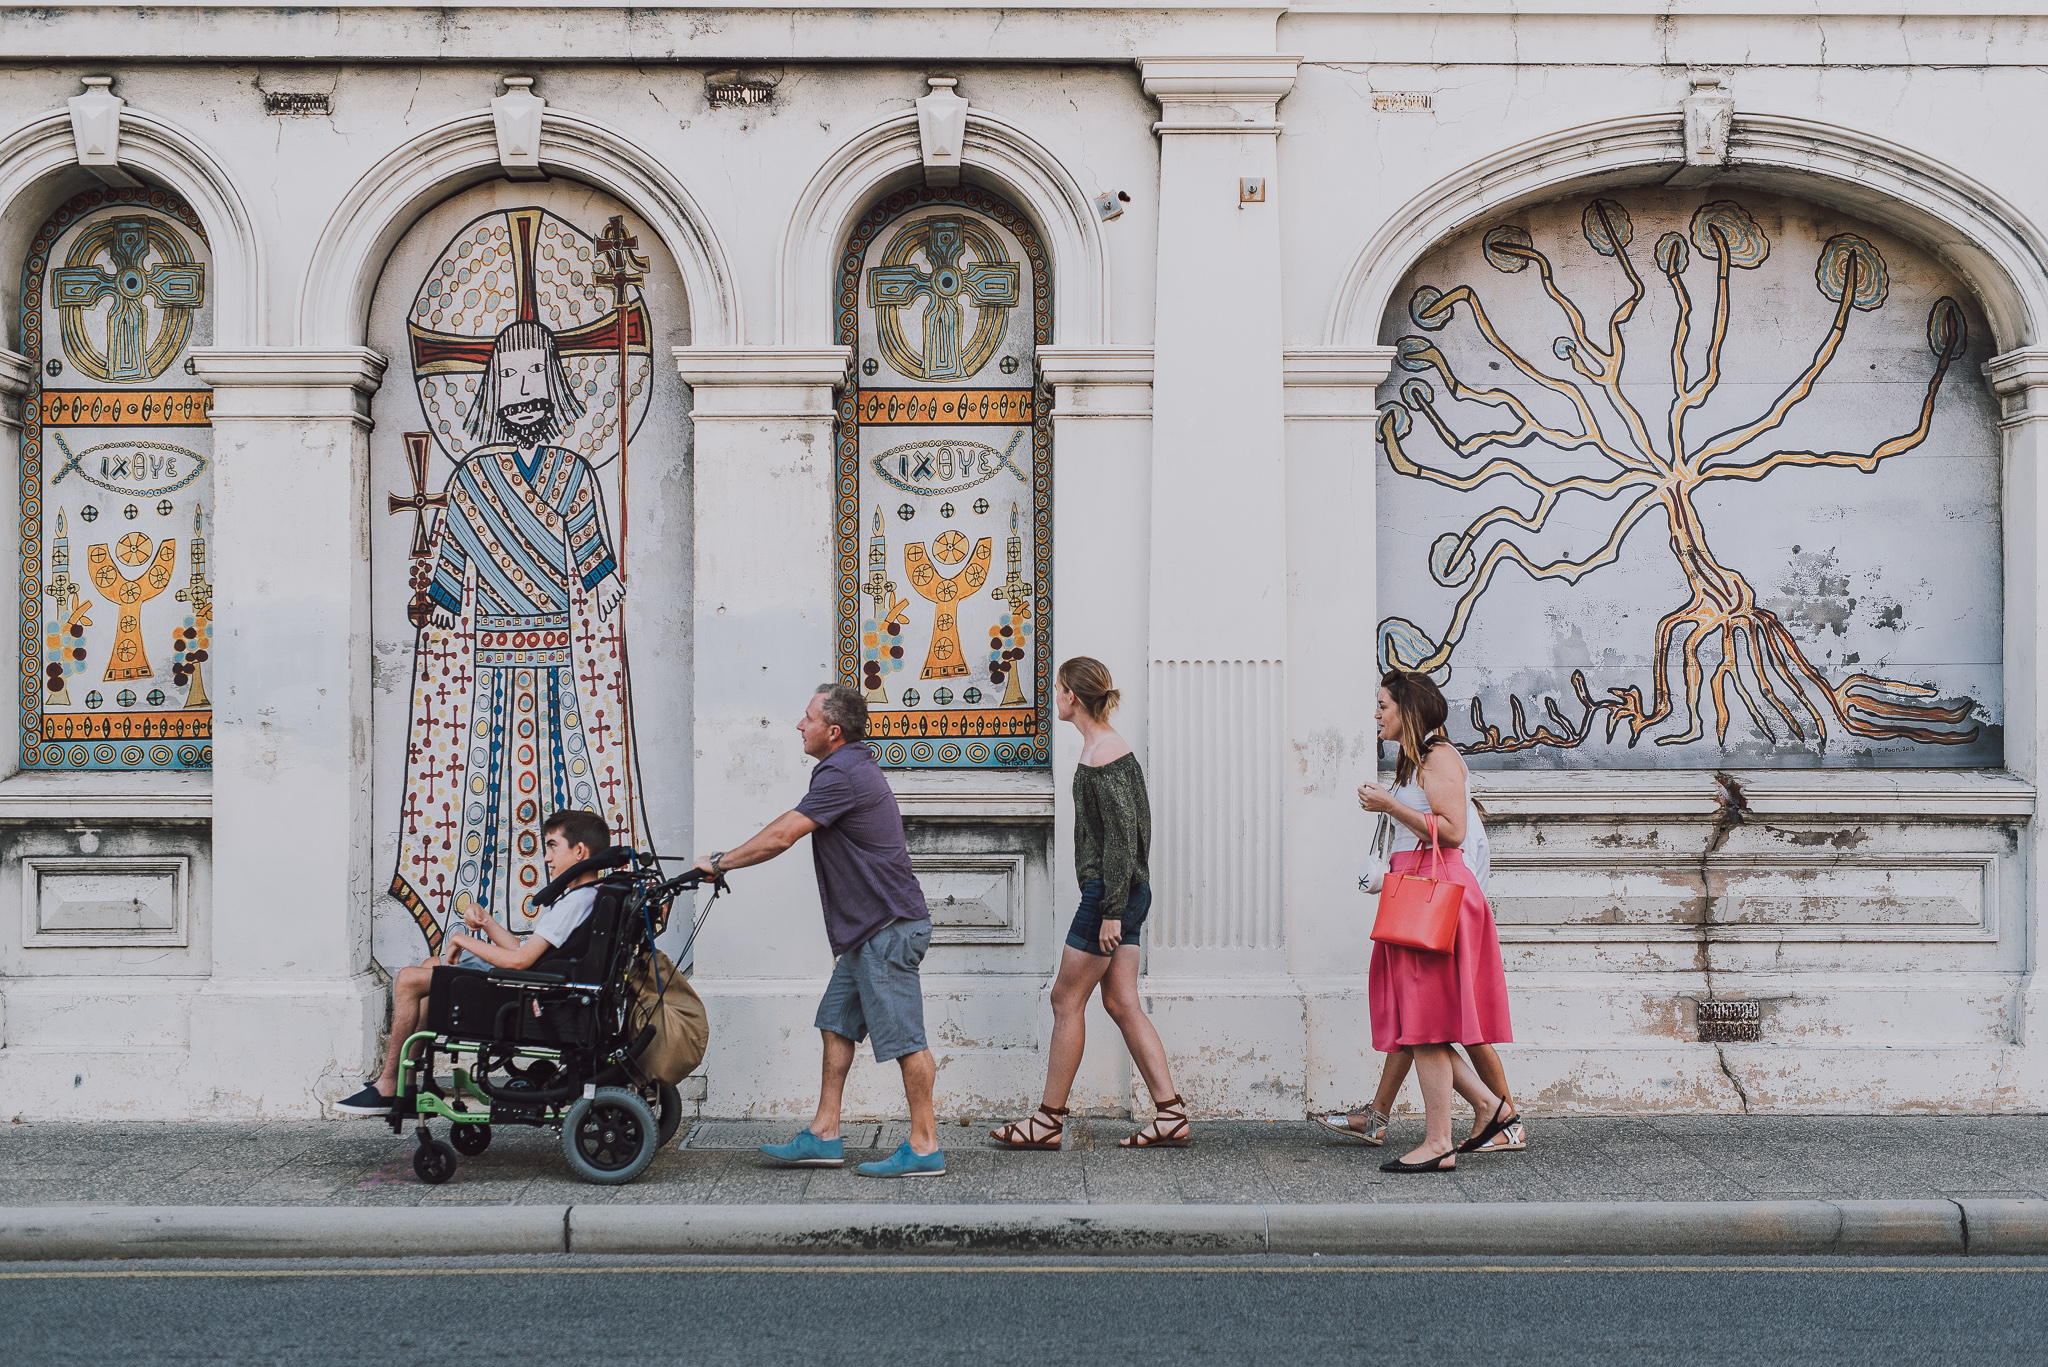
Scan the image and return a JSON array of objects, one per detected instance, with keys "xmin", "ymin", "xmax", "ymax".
[
  {"xmin": 1464, "ymin": 1043, "xmax": 1514, "ymax": 1117},
  {"xmin": 1098, "ymin": 945, "xmax": 1175, "ymax": 1102},
  {"xmin": 1040, "ymin": 945, "xmax": 1115, "ymax": 1110},
  {"xmin": 1371, "ymin": 1049, "xmax": 1412, "ymax": 1119}
]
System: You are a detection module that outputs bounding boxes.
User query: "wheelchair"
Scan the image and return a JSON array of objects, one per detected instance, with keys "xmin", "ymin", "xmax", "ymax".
[{"xmin": 386, "ymin": 849, "xmax": 724, "ymax": 1186}]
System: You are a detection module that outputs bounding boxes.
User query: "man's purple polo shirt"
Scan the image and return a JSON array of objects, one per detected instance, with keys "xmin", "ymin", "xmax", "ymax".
[{"xmin": 794, "ymin": 741, "xmax": 928, "ymax": 956}]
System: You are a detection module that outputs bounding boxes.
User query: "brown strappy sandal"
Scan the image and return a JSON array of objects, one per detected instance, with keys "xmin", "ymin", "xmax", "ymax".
[
  {"xmin": 1120, "ymin": 1094, "xmax": 1191, "ymax": 1148},
  {"xmin": 990, "ymin": 1103, "xmax": 1067, "ymax": 1150}
]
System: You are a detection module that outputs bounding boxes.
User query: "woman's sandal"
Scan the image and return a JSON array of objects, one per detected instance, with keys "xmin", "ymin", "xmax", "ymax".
[
  {"xmin": 1120, "ymin": 1094, "xmax": 1191, "ymax": 1148},
  {"xmin": 990, "ymin": 1103, "xmax": 1067, "ymax": 1150},
  {"xmin": 1311, "ymin": 1108, "xmax": 1389, "ymax": 1146},
  {"xmin": 1456, "ymin": 1098, "xmax": 1522, "ymax": 1154},
  {"xmin": 1379, "ymin": 1149, "xmax": 1456, "ymax": 1174},
  {"xmin": 1468, "ymin": 1115, "xmax": 1529, "ymax": 1153}
]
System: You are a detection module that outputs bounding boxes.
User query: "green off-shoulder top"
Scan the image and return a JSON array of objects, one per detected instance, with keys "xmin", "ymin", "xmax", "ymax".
[{"xmin": 1073, "ymin": 751, "xmax": 1151, "ymax": 920}]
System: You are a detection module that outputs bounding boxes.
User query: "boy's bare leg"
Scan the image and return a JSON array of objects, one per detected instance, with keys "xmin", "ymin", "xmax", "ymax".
[{"xmin": 373, "ymin": 964, "xmax": 436, "ymax": 1095}]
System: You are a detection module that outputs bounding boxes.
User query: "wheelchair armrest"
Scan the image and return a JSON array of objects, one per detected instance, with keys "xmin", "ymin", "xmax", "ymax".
[{"xmin": 484, "ymin": 967, "xmax": 568, "ymax": 987}]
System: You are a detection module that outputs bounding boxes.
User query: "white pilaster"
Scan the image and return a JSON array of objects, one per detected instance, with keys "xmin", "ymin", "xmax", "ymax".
[
  {"xmin": 1281, "ymin": 346, "xmax": 1397, "ymax": 1111},
  {"xmin": 673, "ymin": 345, "xmax": 853, "ymax": 1114},
  {"xmin": 1138, "ymin": 55, "xmax": 1303, "ymax": 1115},
  {"xmin": 1039, "ymin": 345, "xmax": 1155, "ymax": 1113},
  {"xmin": 1987, "ymin": 347, "xmax": 2048, "ymax": 1108},
  {"xmin": 186, "ymin": 347, "xmax": 388, "ymax": 1113},
  {"xmin": 0, "ymin": 348, "xmax": 29, "ymax": 436}
]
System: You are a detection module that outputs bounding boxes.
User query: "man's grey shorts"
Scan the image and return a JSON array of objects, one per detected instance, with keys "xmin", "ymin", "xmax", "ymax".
[{"xmin": 815, "ymin": 917, "xmax": 932, "ymax": 1063}]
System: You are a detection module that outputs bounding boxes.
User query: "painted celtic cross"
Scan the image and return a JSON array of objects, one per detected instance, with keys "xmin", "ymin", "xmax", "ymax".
[
  {"xmin": 51, "ymin": 216, "xmax": 205, "ymax": 383},
  {"xmin": 867, "ymin": 216, "xmax": 1020, "ymax": 381}
]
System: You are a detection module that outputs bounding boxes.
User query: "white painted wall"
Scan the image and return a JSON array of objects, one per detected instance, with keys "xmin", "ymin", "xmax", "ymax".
[{"xmin": 0, "ymin": 3, "xmax": 2043, "ymax": 1119}]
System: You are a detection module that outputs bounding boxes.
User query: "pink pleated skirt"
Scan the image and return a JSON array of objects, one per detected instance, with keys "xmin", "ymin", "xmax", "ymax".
[{"xmin": 1369, "ymin": 847, "xmax": 1514, "ymax": 1051}]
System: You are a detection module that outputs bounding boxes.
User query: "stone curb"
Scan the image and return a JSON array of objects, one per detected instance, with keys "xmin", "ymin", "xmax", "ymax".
[{"xmin": 3, "ymin": 1200, "xmax": 2044, "ymax": 1261}]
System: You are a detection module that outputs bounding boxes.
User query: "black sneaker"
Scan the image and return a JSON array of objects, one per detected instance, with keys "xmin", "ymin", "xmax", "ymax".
[{"xmin": 334, "ymin": 1084, "xmax": 394, "ymax": 1116}]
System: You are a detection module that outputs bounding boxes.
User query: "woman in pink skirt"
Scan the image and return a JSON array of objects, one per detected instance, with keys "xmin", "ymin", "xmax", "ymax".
[{"xmin": 1354, "ymin": 670, "xmax": 1517, "ymax": 1173}]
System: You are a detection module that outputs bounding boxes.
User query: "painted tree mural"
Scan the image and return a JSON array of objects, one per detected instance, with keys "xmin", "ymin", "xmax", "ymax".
[{"xmin": 1377, "ymin": 196, "xmax": 1990, "ymax": 760}]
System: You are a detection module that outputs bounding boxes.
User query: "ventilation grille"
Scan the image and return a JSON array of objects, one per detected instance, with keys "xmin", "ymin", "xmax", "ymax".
[
  {"xmin": 1149, "ymin": 660, "xmax": 1285, "ymax": 951},
  {"xmin": 1697, "ymin": 999, "xmax": 1762, "ymax": 1042},
  {"xmin": 708, "ymin": 84, "xmax": 774, "ymax": 107}
]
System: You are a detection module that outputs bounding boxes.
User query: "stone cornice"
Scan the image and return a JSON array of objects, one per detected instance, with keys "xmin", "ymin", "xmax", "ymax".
[
  {"xmin": 0, "ymin": 347, "xmax": 31, "ymax": 398},
  {"xmin": 1037, "ymin": 346, "xmax": 1154, "ymax": 387},
  {"xmin": 674, "ymin": 345, "xmax": 853, "ymax": 419},
  {"xmin": 1141, "ymin": 54, "xmax": 1300, "ymax": 134},
  {"xmin": 188, "ymin": 347, "xmax": 387, "ymax": 423},
  {"xmin": 0, "ymin": 6, "xmax": 1288, "ymax": 63},
  {"xmin": 1444, "ymin": 768, "xmax": 2037, "ymax": 820}
]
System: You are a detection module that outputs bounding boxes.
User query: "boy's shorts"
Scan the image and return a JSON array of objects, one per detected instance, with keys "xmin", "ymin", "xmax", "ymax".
[{"xmin": 814, "ymin": 917, "xmax": 932, "ymax": 1063}]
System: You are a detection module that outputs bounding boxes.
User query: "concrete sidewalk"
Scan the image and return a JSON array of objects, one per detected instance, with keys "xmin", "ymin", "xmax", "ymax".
[{"xmin": 6, "ymin": 1115, "xmax": 2048, "ymax": 1209}]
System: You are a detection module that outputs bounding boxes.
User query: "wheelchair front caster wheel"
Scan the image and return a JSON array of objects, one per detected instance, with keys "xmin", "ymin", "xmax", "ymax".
[
  {"xmin": 653, "ymin": 1082, "xmax": 685, "ymax": 1149},
  {"xmin": 451, "ymin": 1123, "xmax": 493, "ymax": 1157},
  {"xmin": 413, "ymin": 1137, "xmax": 459, "ymax": 1185},
  {"xmin": 562, "ymin": 1086, "xmax": 659, "ymax": 1185}
]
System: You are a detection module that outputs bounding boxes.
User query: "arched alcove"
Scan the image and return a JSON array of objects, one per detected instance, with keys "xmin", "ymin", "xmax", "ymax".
[
  {"xmin": 1371, "ymin": 183, "xmax": 2005, "ymax": 771},
  {"xmin": 299, "ymin": 109, "xmax": 740, "ymax": 349},
  {"xmin": 1326, "ymin": 113, "xmax": 2048, "ymax": 357},
  {"xmin": 0, "ymin": 107, "xmax": 262, "ymax": 351},
  {"xmin": 780, "ymin": 109, "xmax": 1106, "ymax": 348}
]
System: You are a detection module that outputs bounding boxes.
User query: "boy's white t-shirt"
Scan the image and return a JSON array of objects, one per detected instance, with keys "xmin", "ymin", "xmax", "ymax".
[{"xmin": 527, "ymin": 884, "xmax": 598, "ymax": 954}]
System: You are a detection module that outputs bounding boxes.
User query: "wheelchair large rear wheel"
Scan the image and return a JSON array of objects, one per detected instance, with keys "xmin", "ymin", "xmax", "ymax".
[{"xmin": 562, "ymin": 1086, "xmax": 659, "ymax": 1185}]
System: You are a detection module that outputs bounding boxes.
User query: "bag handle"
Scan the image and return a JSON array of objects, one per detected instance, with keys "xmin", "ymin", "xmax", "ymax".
[{"xmin": 1424, "ymin": 812, "xmax": 1445, "ymax": 881}]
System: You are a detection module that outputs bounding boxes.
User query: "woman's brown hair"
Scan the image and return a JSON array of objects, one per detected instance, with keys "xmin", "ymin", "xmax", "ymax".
[
  {"xmin": 1058, "ymin": 656, "xmax": 1121, "ymax": 722},
  {"xmin": 1381, "ymin": 670, "xmax": 1450, "ymax": 786}
]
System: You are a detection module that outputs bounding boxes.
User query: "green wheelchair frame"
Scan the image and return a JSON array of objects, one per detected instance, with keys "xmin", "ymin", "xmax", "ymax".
[{"xmin": 384, "ymin": 858, "xmax": 719, "ymax": 1187}]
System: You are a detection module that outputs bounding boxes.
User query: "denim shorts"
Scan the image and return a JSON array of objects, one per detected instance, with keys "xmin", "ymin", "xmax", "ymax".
[
  {"xmin": 1065, "ymin": 879, "xmax": 1152, "ymax": 957},
  {"xmin": 815, "ymin": 917, "xmax": 932, "ymax": 1063}
]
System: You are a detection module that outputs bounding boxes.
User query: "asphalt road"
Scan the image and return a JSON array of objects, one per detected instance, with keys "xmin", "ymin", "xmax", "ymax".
[{"xmin": 3, "ymin": 1255, "xmax": 2043, "ymax": 1364}]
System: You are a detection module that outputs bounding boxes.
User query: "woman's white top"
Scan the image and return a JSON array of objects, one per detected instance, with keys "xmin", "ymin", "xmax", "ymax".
[{"xmin": 1388, "ymin": 776, "xmax": 1490, "ymax": 898}]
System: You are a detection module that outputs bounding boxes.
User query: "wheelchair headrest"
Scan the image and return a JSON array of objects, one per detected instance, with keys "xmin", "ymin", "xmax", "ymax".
[{"xmin": 533, "ymin": 845, "xmax": 636, "ymax": 908}]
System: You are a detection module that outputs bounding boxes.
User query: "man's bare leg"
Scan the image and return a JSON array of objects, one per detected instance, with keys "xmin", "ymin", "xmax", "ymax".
[
  {"xmin": 810, "ymin": 1030, "xmax": 857, "ymax": 1141},
  {"xmin": 899, "ymin": 1048, "xmax": 938, "ymax": 1155}
]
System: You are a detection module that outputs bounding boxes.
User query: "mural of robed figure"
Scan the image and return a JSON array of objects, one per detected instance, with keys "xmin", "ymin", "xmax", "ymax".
[{"xmin": 389, "ymin": 315, "xmax": 638, "ymax": 948}]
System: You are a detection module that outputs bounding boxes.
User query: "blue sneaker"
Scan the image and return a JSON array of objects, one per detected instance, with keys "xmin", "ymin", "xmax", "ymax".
[
  {"xmin": 759, "ymin": 1128, "xmax": 845, "ymax": 1167},
  {"xmin": 857, "ymin": 1141, "xmax": 947, "ymax": 1178}
]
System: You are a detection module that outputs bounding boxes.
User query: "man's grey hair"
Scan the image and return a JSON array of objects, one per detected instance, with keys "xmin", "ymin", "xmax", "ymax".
[{"xmin": 814, "ymin": 683, "xmax": 868, "ymax": 741}]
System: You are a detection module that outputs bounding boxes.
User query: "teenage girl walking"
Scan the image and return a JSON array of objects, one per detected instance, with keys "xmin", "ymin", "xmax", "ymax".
[{"xmin": 991, "ymin": 657, "xmax": 1190, "ymax": 1151}]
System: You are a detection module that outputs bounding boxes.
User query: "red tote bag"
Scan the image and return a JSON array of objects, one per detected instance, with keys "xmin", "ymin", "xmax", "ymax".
[{"xmin": 1370, "ymin": 813, "xmax": 1462, "ymax": 955}]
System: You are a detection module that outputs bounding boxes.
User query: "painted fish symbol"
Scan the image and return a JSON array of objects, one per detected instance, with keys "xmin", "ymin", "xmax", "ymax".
[
  {"xmin": 51, "ymin": 431, "xmax": 208, "ymax": 497},
  {"xmin": 872, "ymin": 429, "xmax": 1027, "ymax": 497}
]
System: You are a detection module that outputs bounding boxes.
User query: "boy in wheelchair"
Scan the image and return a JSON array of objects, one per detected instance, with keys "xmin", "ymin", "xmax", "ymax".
[{"xmin": 335, "ymin": 808, "xmax": 612, "ymax": 1116}]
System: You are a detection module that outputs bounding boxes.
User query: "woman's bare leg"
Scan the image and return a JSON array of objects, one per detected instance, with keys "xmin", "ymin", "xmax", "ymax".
[
  {"xmin": 1403, "ymin": 1044, "xmax": 1459, "ymax": 1163},
  {"xmin": 1401, "ymin": 1043, "xmax": 1502, "ymax": 1165},
  {"xmin": 1040, "ymin": 945, "xmax": 1115, "ymax": 1111}
]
